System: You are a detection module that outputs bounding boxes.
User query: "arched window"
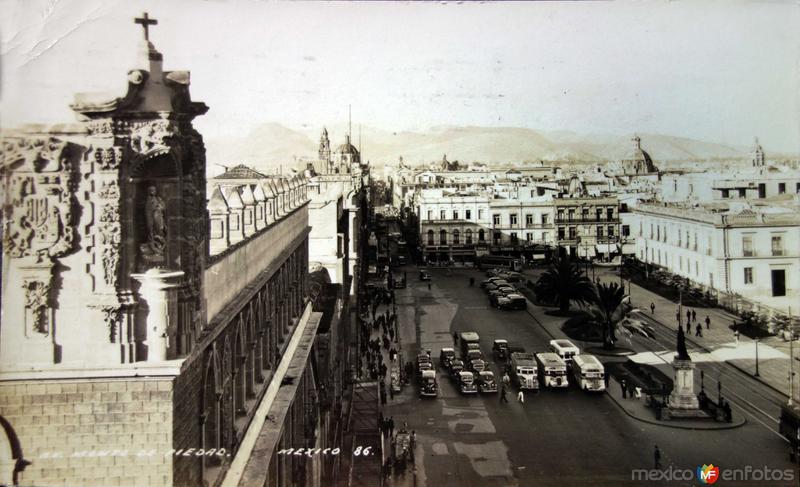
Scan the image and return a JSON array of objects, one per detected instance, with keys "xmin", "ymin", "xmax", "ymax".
[
  {"xmin": 478, "ymin": 229, "xmax": 485, "ymax": 242},
  {"xmin": 427, "ymin": 230, "xmax": 434, "ymax": 245},
  {"xmin": 439, "ymin": 229, "xmax": 447, "ymax": 245},
  {"xmin": 465, "ymin": 229, "xmax": 473, "ymax": 244},
  {"xmin": 453, "ymin": 229, "xmax": 460, "ymax": 244}
]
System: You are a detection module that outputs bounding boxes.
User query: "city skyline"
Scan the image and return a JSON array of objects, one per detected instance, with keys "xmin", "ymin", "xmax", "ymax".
[{"xmin": 2, "ymin": 0, "xmax": 799, "ymax": 154}]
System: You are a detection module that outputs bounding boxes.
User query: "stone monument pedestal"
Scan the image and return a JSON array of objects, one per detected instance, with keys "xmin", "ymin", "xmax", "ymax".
[
  {"xmin": 667, "ymin": 358, "xmax": 707, "ymax": 418},
  {"xmin": 132, "ymin": 268, "xmax": 184, "ymax": 362}
]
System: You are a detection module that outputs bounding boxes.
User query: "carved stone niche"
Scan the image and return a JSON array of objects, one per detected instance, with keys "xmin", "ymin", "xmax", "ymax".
[{"xmin": 18, "ymin": 258, "xmax": 56, "ymax": 339}]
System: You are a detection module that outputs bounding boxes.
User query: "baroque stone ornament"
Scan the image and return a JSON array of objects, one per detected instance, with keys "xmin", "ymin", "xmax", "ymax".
[
  {"xmin": 97, "ymin": 180, "xmax": 120, "ymax": 200},
  {"xmin": 22, "ymin": 279, "xmax": 51, "ymax": 334},
  {"xmin": 1, "ymin": 136, "xmax": 76, "ymax": 261},
  {"xmin": 129, "ymin": 120, "xmax": 176, "ymax": 156},
  {"xmin": 94, "ymin": 147, "xmax": 123, "ymax": 171}
]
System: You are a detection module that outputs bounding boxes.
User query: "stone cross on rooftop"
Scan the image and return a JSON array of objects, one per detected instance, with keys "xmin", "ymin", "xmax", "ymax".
[{"xmin": 134, "ymin": 12, "xmax": 158, "ymax": 41}]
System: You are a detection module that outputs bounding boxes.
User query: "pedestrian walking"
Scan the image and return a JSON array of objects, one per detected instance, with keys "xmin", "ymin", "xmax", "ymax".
[
  {"xmin": 388, "ymin": 417, "xmax": 394, "ymax": 437},
  {"xmin": 686, "ymin": 321, "xmax": 691, "ymax": 334},
  {"xmin": 453, "ymin": 332, "xmax": 458, "ymax": 346},
  {"xmin": 427, "ymin": 281, "xmax": 431, "ymax": 291},
  {"xmin": 676, "ymin": 309, "xmax": 681, "ymax": 324},
  {"xmin": 686, "ymin": 309, "xmax": 692, "ymax": 324},
  {"xmin": 650, "ymin": 302, "xmax": 655, "ymax": 314},
  {"xmin": 621, "ymin": 379, "xmax": 627, "ymax": 399},
  {"xmin": 389, "ymin": 385, "xmax": 394, "ymax": 400},
  {"xmin": 654, "ymin": 444, "xmax": 661, "ymax": 469},
  {"xmin": 499, "ymin": 385, "xmax": 509, "ymax": 403},
  {"xmin": 734, "ymin": 329, "xmax": 740, "ymax": 346},
  {"xmin": 692, "ymin": 310, "xmax": 697, "ymax": 322},
  {"xmin": 705, "ymin": 315, "xmax": 711, "ymax": 329},
  {"xmin": 695, "ymin": 323, "xmax": 703, "ymax": 337},
  {"xmin": 604, "ymin": 373, "xmax": 610, "ymax": 389},
  {"xmin": 517, "ymin": 390, "xmax": 525, "ymax": 403}
]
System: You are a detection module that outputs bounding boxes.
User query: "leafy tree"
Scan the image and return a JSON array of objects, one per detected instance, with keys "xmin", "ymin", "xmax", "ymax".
[{"xmin": 534, "ymin": 257, "xmax": 595, "ymax": 312}]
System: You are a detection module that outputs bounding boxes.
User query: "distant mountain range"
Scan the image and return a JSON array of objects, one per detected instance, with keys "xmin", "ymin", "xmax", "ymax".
[{"xmin": 205, "ymin": 123, "xmax": 755, "ymax": 175}]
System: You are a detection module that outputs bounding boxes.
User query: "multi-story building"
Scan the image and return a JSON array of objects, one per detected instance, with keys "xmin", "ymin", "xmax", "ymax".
[
  {"xmin": 630, "ymin": 202, "xmax": 799, "ymax": 314},
  {"xmin": 417, "ymin": 189, "xmax": 491, "ymax": 263},
  {"xmin": 487, "ymin": 185, "xmax": 556, "ymax": 250},
  {"xmin": 553, "ymin": 191, "xmax": 621, "ymax": 260}
]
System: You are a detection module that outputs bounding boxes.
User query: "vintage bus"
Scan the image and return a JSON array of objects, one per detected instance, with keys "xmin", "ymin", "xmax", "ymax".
[
  {"xmin": 509, "ymin": 352, "xmax": 538, "ymax": 390},
  {"xmin": 549, "ymin": 339, "xmax": 580, "ymax": 366},
  {"xmin": 536, "ymin": 353, "xmax": 569, "ymax": 389},
  {"xmin": 476, "ymin": 255, "xmax": 523, "ymax": 272},
  {"xmin": 571, "ymin": 354, "xmax": 606, "ymax": 392}
]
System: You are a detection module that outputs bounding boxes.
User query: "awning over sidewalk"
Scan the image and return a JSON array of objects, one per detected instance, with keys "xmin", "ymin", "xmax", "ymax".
[
  {"xmin": 578, "ymin": 246, "xmax": 596, "ymax": 258},
  {"xmin": 595, "ymin": 243, "xmax": 619, "ymax": 254}
]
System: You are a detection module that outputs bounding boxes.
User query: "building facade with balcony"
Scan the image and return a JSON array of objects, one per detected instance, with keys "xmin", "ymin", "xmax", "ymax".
[
  {"xmin": 487, "ymin": 186, "xmax": 556, "ymax": 258},
  {"xmin": 553, "ymin": 196, "xmax": 621, "ymax": 260},
  {"xmin": 417, "ymin": 189, "xmax": 491, "ymax": 263},
  {"xmin": 629, "ymin": 203, "xmax": 800, "ymax": 313}
]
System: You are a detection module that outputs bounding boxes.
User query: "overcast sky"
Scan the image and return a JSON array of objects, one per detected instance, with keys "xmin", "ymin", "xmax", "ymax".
[{"xmin": 2, "ymin": 0, "xmax": 799, "ymax": 153}]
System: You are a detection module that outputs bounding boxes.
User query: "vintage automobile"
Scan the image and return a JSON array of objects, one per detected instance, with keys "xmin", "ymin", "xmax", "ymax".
[
  {"xmin": 419, "ymin": 370, "xmax": 438, "ymax": 397},
  {"xmin": 477, "ymin": 371, "xmax": 498, "ymax": 393},
  {"xmin": 449, "ymin": 359, "xmax": 465, "ymax": 379},
  {"xmin": 458, "ymin": 371, "xmax": 478, "ymax": 394},
  {"xmin": 439, "ymin": 348, "xmax": 456, "ymax": 369},
  {"xmin": 488, "ymin": 290, "xmax": 504, "ymax": 307},
  {"xmin": 492, "ymin": 339, "xmax": 509, "ymax": 360},
  {"xmin": 419, "ymin": 270, "xmax": 431, "ymax": 281},
  {"xmin": 498, "ymin": 294, "xmax": 527, "ymax": 310},
  {"xmin": 469, "ymin": 358, "xmax": 486, "ymax": 373}
]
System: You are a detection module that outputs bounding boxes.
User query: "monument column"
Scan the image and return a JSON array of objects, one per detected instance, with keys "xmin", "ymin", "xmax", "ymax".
[{"xmin": 131, "ymin": 268, "xmax": 185, "ymax": 361}]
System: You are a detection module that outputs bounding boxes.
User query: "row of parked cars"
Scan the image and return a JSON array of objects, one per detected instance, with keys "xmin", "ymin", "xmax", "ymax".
[{"xmin": 480, "ymin": 276, "xmax": 527, "ymax": 310}]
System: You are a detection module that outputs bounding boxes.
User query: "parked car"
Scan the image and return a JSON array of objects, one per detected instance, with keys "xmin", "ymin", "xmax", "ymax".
[
  {"xmin": 439, "ymin": 348, "xmax": 456, "ymax": 369},
  {"xmin": 458, "ymin": 371, "xmax": 478, "ymax": 394},
  {"xmin": 469, "ymin": 358, "xmax": 486, "ymax": 373},
  {"xmin": 477, "ymin": 371, "xmax": 499, "ymax": 393},
  {"xmin": 498, "ymin": 294, "xmax": 527, "ymax": 310},
  {"xmin": 492, "ymin": 339, "xmax": 509, "ymax": 360},
  {"xmin": 419, "ymin": 270, "xmax": 431, "ymax": 281},
  {"xmin": 488, "ymin": 290, "xmax": 504, "ymax": 307},
  {"xmin": 449, "ymin": 359, "xmax": 465, "ymax": 379}
]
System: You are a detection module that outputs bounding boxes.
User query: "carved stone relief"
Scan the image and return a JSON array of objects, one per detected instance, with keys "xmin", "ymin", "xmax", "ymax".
[
  {"xmin": 22, "ymin": 279, "xmax": 51, "ymax": 335},
  {"xmin": 1, "ymin": 137, "xmax": 75, "ymax": 261},
  {"xmin": 129, "ymin": 120, "xmax": 177, "ymax": 156}
]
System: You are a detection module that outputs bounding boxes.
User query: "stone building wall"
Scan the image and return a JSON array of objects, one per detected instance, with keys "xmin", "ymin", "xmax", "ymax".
[{"xmin": 0, "ymin": 378, "xmax": 173, "ymax": 487}]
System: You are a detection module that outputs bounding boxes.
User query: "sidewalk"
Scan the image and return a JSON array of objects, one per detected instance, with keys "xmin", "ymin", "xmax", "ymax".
[
  {"xmin": 595, "ymin": 268, "xmax": 796, "ymax": 399},
  {"xmin": 604, "ymin": 375, "xmax": 746, "ymax": 430}
]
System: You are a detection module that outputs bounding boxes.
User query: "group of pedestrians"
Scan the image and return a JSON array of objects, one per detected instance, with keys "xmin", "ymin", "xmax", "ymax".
[{"xmin": 672, "ymin": 306, "xmax": 711, "ymax": 338}]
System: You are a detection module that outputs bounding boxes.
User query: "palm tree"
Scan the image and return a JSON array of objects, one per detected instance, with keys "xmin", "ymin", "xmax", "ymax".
[
  {"xmin": 590, "ymin": 282, "xmax": 627, "ymax": 349},
  {"xmin": 590, "ymin": 281, "xmax": 654, "ymax": 349},
  {"xmin": 534, "ymin": 257, "xmax": 595, "ymax": 312}
]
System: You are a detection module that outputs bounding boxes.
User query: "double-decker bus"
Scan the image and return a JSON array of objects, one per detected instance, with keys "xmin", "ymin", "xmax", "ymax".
[{"xmin": 476, "ymin": 255, "xmax": 523, "ymax": 272}]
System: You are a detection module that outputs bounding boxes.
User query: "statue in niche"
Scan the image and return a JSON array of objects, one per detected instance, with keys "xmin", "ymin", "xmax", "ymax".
[{"xmin": 140, "ymin": 185, "xmax": 167, "ymax": 259}]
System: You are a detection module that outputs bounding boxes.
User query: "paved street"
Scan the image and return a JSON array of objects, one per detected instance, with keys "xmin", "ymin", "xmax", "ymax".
[{"xmin": 382, "ymin": 266, "xmax": 798, "ymax": 486}]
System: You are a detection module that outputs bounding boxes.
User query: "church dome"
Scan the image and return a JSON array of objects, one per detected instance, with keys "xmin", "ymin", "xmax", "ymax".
[{"xmin": 621, "ymin": 136, "xmax": 657, "ymax": 174}]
